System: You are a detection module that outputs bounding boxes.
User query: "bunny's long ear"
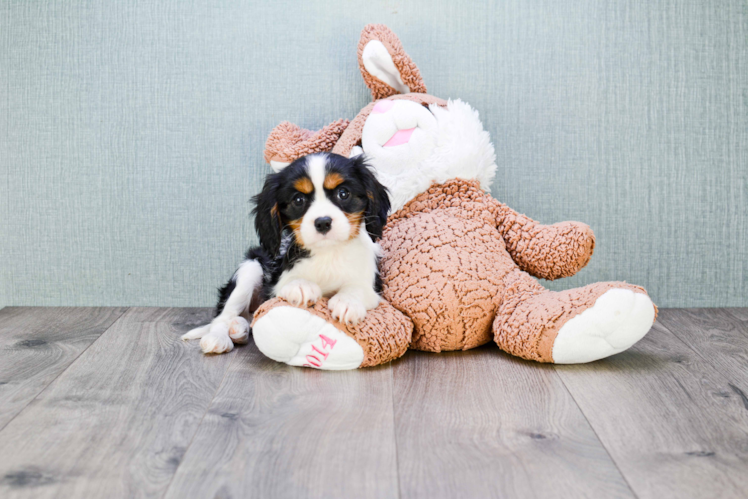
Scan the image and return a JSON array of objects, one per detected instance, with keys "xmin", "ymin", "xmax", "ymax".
[
  {"xmin": 358, "ymin": 24, "xmax": 427, "ymax": 100},
  {"xmin": 263, "ymin": 119, "xmax": 350, "ymax": 172}
]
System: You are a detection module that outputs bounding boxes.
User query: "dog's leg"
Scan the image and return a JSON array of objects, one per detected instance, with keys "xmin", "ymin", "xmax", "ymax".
[{"xmin": 182, "ymin": 259, "xmax": 264, "ymax": 354}]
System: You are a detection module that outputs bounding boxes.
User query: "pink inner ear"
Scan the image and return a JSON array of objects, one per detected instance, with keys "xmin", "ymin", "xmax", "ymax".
[
  {"xmin": 372, "ymin": 100, "xmax": 395, "ymax": 114},
  {"xmin": 384, "ymin": 128, "xmax": 415, "ymax": 147}
]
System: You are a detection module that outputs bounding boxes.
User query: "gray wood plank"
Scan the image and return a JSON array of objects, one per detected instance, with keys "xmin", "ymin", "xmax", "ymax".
[
  {"xmin": 0, "ymin": 307, "xmax": 233, "ymax": 498},
  {"xmin": 166, "ymin": 341, "xmax": 399, "ymax": 499},
  {"xmin": 555, "ymin": 320, "xmax": 748, "ymax": 498},
  {"xmin": 0, "ymin": 307, "xmax": 127, "ymax": 431},
  {"xmin": 724, "ymin": 308, "xmax": 748, "ymax": 322},
  {"xmin": 657, "ymin": 308, "xmax": 748, "ymax": 387},
  {"xmin": 392, "ymin": 346, "xmax": 633, "ymax": 498}
]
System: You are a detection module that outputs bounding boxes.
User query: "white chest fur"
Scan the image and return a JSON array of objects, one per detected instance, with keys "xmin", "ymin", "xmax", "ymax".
[{"xmin": 273, "ymin": 227, "xmax": 381, "ymax": 299}]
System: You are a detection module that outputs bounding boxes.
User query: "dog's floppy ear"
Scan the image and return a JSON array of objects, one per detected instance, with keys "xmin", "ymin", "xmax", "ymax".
[
  {"xmin": 358, "ymin": 24, "xmax": 427, "ymax": 100},
  {"xmin": 264, "ymin": 120, "xmax": 349, "ymax": 172},
  {"xmin": 252, "ymin": 173, "xmax": 283, "ymax": 255},
  {"xmin": 352, "ymin": 155, "xmax": 390, "ymax": 241}
]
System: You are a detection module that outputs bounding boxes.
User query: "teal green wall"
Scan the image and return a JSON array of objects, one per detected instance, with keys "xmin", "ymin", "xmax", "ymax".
[{"xmin": 1, "ymin": 1, "xmax": 746, "ymax": 307}]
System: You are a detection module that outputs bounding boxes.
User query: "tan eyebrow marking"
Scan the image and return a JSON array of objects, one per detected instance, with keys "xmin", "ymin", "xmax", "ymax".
[
  {"xmin": 293, "ymin": 177, "xmax": 313, "ymax": 194},
  {"xmin": 323, "ymin": 172, "xmax": 345, "ymax": 190}
]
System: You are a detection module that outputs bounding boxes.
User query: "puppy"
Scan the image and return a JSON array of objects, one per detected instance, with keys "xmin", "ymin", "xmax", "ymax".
[{"xmin": 182, "ymin": 152, "xmax": 390, "ymax": 354}]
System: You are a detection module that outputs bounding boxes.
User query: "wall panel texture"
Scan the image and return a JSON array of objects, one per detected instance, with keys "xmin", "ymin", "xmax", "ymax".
[{"xmin": 1, "ymin": 1, "xmax": 746, "ymax": 307}]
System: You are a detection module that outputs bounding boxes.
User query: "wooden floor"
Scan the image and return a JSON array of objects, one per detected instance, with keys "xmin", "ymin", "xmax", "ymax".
[{"xmin": 0, "ymin": 307, "xmax": 746, "ymax": 498}]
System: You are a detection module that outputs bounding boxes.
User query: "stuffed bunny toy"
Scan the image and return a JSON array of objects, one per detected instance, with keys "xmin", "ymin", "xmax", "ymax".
[{"xmin": 231, "ymin": 25, "xmax": 657, "ymax": 370}]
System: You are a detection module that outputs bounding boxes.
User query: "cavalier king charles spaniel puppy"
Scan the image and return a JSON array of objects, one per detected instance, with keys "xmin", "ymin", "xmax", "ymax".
[{"xmin": 182, "ymin": 152, "xmax": 390, "ymax": 353}]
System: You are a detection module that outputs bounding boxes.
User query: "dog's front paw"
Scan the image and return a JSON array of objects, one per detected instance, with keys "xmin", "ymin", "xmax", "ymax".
[
  {"xmin": 279, "ymin": 279, "xmax": 322, "ymax": 307},
  {"xmin": 329, "ymin": 293, "xmax": 367, "ymax": 326},
  {"xmin": 228, "ymin": 316, "xmax": 250, "ymax": 344},
  {"xmin": 199, "ymin": 323, "xmax": 234, "ymax": 354}
]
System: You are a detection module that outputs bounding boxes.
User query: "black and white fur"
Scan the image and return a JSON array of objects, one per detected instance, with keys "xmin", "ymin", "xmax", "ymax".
[{"xmin": 182, "ymin": 152, "xmax": 390, "ymax": 354}]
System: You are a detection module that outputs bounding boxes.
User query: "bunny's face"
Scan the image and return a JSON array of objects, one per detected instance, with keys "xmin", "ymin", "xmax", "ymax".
[
  {"xmin": 264, "ymin": 24, "xmax": 498, "ymax": 212},
  {"xmin": 351, "ymin": 97, "xmax": 497, "ymax": 211},
  {"xmin": 360, "ymin": 99, "xmax": 438, "ymax": 179}
]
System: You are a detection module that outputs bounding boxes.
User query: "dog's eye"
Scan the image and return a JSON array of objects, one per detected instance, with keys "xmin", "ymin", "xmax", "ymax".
[
  {"xmin": 337, "ymin": 187, "xmax": 350, "ymax": 200},
  {"xmin": 292, "ymin": 193, "xmax": 306, "ymax": 207}
]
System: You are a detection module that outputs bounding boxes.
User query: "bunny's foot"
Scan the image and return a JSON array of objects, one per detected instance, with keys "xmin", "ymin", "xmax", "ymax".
[
  {"xmin": 495, "ymin": 273, "xmax": 656, "ymax": 364},
  {"xmin": 551, "ymin": 288, "xmax": 655, "ymax": 364},
  {"xmin": 252, "ymin": 297, "xmax": 413, "ymax": 370}
]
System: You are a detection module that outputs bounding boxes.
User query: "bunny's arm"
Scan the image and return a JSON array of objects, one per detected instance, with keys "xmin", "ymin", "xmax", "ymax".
[{"xmin": 493, "ymin": 201, "xmax": 596, "ymax": 280}]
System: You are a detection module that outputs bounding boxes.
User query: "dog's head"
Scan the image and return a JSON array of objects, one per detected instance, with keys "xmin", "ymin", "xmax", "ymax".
[{"xmin": 253, "ymin": 153, "xmax": 390, "ymax": 255}]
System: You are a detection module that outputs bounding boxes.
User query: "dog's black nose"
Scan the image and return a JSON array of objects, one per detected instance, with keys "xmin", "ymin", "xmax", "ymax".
[{"xmin": 314, "ymin": 216, "xmax": 332, "ymax": 234}]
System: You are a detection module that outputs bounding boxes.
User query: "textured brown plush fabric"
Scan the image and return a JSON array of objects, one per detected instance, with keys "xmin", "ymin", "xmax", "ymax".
[
  {"xmin": 381, "ymin": 180, "xmax": 509, "ymax": 351},
  {"xmin": 252, "ymin": 296, "xmax": 413, "ymax": 368},
  {"xmin": 380, "ymin": 179, "xmax": 648, "ymax": 360},
  {"xmin": 357, "ymin": 24, "xmax": 428, "ymax": 100},
  {"xmin": 494, "ymin": 204, "xmax": 596, "ymax": 281},
  {"xmin": 264, "ymin": 119, "xmax": 350, "ymax": 164}
]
